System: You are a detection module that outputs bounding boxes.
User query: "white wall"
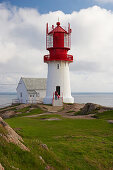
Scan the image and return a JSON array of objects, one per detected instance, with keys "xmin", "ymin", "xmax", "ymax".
[
  {"xmin": 16, "ymin": 78, "xmax": 29, "ymax": 103},
  {"xmin": 36, "ymin": 89, "xmax": 46, "ymax": 101},
  {"xmin": 43, "ymin": 61, "xmax": 74, "ymax": 104},
  {"xmin": 17, "ymin": 79, "xmax": 46, "ymax": 103}
]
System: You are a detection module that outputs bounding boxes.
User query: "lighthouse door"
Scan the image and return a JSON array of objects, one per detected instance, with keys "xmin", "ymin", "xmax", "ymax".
[{"xmin": 56, "ymin": 86, "xmax": 60, "ymax": 96}]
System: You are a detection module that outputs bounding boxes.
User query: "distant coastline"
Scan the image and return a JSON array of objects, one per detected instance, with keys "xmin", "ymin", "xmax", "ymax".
[{"xmin": 0, "ymin": 92, "xmax": 17, "ymax": 95}]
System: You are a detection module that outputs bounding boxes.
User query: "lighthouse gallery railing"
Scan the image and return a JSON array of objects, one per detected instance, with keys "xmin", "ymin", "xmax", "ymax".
[{"xmin": 44, "ymin": 54, "xmax": 73, "ymax": 62}]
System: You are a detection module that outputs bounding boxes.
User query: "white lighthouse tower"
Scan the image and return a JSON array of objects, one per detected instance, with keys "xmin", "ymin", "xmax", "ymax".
[{"xmin": 43, "ymin": 21, "xmax": 74, "ymax": 104}]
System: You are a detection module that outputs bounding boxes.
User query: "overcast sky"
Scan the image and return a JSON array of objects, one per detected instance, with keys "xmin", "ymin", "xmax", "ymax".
[{"xmin": 0, "ymin": 1, "xmax": 113, "ymax": 92}]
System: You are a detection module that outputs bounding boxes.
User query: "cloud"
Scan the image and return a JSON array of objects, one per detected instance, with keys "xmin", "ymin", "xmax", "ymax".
[
  {"xmin": 95, "ymin": 0, "xmax": 113, "ymax": 3},
  {"xmin": 0, "ymin": 3, "xmax": 113, "ymax": 92}
]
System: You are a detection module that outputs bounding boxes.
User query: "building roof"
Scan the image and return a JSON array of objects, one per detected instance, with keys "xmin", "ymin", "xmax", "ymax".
[
  {"xmin": 49, "ymin": 23, "xmax": 67, "ymax": 34},
  {"xmin": 22, "ymin": 78, "xmax": 46, "ymax": 90}
]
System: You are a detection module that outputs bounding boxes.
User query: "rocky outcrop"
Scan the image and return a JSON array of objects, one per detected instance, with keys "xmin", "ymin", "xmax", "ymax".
[
  {"xmin": 0, "ymin": 117, "xmax": 29, "ymax": 151},
  {"xmin": 1, "ymin": 110, "xmax": 16, "ymax": 119},
  {"xmin": 0, "ymin": 163, "xmax": 4, "ymax": 170},
  {"xmin": 0, "ymin": 104, "xmax": 31, "ymax": 119},
  {"xmin": 80, "ymin": 103, "xmax": 100, "ymax": 115},
  {"xmin": 80, "ymin": 103, "xmax": 113, "ymax": 115},
  {"xmin": 16, "ymin": 104, "xmax": 30, "ymax": 110}
]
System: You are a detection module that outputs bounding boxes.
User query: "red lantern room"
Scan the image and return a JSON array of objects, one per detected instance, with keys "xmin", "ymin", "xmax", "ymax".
[{"xmin": 44, "ymin": 22, "xmax": 73, "ymax": 63}]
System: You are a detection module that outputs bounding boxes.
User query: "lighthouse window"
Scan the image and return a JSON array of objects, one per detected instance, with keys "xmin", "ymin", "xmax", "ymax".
[
  {"xmin": 57, "ymin": 64, "xmax": 60, "ymax": 69},
  {"xmin": 47, "ymin": 34, "xmax": 53, "ymax": 48},
  {"xmin": 64, "ymin": 34, "xmax": 69, "ymax": 48}
]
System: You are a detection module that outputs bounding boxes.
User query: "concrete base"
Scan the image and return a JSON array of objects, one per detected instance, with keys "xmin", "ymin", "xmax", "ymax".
[
  {"xmin": 53, "ymin": 98, "xmax": 63, "ymax": 106},
  {"xmin": 43, "ymin": 96, "xmax": 74, "ymax": 104}
]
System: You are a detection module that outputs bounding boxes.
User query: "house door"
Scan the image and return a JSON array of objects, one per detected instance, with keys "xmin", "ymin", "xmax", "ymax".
[{"xmin": 56, "ymin": 86, "xmax": 60, "ymax": 96}]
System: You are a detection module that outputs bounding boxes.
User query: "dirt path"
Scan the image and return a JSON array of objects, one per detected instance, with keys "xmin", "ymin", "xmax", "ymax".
[
  {"xmin": 24, "ymin": 110, "xmax": 95, "ymax": 120},
  {"xmin": 24, "ymin": 112, "xmax": 52, "ymax": 118},
  {"xmin": 62, "ymin": 114, "xmax": 95, "ymax": 119},
  {"xmin": 24, "ymin": 103, "xmax": 96, "ymax": 119},
  {"xmin": 24, "ymin": 112, "xmax": 95, "ymax": 119}
]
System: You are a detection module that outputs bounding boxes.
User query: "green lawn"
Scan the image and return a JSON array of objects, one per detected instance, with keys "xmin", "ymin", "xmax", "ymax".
[
  {"xmin": 15, "ymin": 107, "xmax": 44, "ymax": 117},
  {"xmin": 0, "ymin": 136, "xmax": 46, "ymax": 170},
  {"xmin": 94, "ymin": 110, "xmax": 113, "ymax": 120},
  {"xmin": 4, "ymin": 110, "xmax": 113, "ymax": 170}
]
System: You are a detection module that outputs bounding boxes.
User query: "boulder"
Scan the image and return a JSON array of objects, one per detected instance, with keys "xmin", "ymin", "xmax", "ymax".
[
  {"xmin": 0, "ymin": 117, "xmax": 29, "ymax": 151},
  {"xmin": 1, "ymin": 110, "xmax": 16, "ymax": 119},
  {"xmin": 0, "ymin": 163, "xmax": 4, "ymax": 170},
  {"xmin": 80, "ymin": 103, "xmax": 100, "ymax": 115}
]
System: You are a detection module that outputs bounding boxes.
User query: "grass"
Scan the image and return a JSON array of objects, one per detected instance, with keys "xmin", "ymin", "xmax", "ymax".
[
  {"xmin": 66, "ymin": 110, "xmax": 75, "ymax": 113},
  {"xmin": 0, "ymin": 136, "xmax": 45, "ymax": 170},
  {"xmin": 0, "ymin": 123, "xmax": 66, "ymax": 170},
  {"xmin": 74, "ymin": 110, "xmax": 99, "ymax": 116},
  {"xmin": 15, "ymin": 107, "xmax": 44, "ymax": 117},
  {"xmin": 31, "ymin": 114, "xmax": 62, "ymax": 120},
  {"xmin": 94, "ymin": 110, "xmax": 113, "ymax": 120},
  {"xmin": 0, "ymin": 104, "xmax": 19, "ymax": 111},
  {"xmin": 3, "ymin": 110, "xmax": 113, "ymax": 170}
]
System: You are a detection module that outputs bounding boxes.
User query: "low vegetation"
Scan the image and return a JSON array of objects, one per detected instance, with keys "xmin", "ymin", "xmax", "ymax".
[
  {"xmin": 94, "ymin": 110, "xmax": 113, "ymax": 120},
  {"xmin": 15, "ymin": 107, "xmax": 44, "ymax": 117},
  {"xmin": 0, "ymin": 104, "xmax": 113, "ymax": 169},
  {"xmin": 0, "ymin": 136, "xmax": 46, "ymax": 170}
]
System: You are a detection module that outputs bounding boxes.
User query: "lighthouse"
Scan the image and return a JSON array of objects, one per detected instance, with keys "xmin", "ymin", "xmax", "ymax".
[{"xmin": 43, "ymin": 21, "xmax": 74, "ymax": 104}]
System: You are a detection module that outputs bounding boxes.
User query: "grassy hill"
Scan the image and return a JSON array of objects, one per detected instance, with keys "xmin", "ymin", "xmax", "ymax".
[{"xmin": 0, "ymin": 105, "xmax": 113, "ymax": 169}]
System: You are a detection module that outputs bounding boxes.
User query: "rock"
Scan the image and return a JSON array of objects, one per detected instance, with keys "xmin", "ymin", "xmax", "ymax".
[
  {"xmin": 16, "ymin": 104, "xmax": 30, "ymax": 110},
  {"xmin": 29, "ymin": 108, "xmax": 34, "ymax": 111},
  {"xmin": 1, "ymin": 111, "xmax": 16, "ymax": 119},
  {"xmin": 107, "ymin": 120, "xmax": 113, "ymax": 124},
  {"xmin": 0, "ymin": 117, "xmax": 30, "ymax": 151},
  {"xmin": 10, "ymin": 165, "xmax": 19, "ymax": 170},
  {"xmin": 40, "ymin": 144, "xmax": 49, "ymax": 151},
  {"xmin": 26, "ymin": 111, "xmax": 29, "ymax": 113},
  {"xmin": 41, "ymin": 118, "xmax": 61, "ymax": 121},
  {"xmin": 39, "ymin": 156, "xmax": 45, "ymax": 164},
  {"xmin": 81, "ymin": 103, "xmax": 113, "ymax": 115},
  {"xmin": 0, "ymin": 163, "xmax": 4, "ymax": 170},
  {"xmin": 80, "ymin": 103, "xmax": 100, "ymax": 115},
  {"xmin": 45, "ymin": 165, "xmax": 54, "ymax": 170},
  {"xmin": 16, "ymin": 112, "xmax": 22, "ymax": 115}
]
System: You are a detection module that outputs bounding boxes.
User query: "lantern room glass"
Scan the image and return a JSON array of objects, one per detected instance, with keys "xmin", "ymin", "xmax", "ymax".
[
  {"xmin": 47, "ymin": 34, "xmax": 53, "ymax": 48},
  {"xmin": 64, "ymin": 33, "xmax": 71, "ymax": 48}
]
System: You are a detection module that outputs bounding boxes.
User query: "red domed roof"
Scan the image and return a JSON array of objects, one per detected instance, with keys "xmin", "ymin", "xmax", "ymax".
[{"xmin": 48, "ymin": 22, "xmax": 67, "ymax": 34}]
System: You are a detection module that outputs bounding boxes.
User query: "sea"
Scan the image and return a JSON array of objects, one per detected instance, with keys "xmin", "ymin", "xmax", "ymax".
[{"xmin": 0, "ymin": 92, "xmax": 113, "ymax": 108}]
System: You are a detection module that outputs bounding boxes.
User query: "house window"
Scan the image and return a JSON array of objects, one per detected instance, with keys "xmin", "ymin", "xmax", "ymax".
[
  {"xmin": 57, "ymin": 64, "xmax": 59, "ymax": 69},
  {"xmin": 30, "ymin": 94, "xmax": 34, "ymax": 97},
  {"xmin": 37, "ymin": 92, "xmax": 40, "ymax": 97},
  {"xmin": 20, "ymin": 92, "xmax": 22, "ymax": 97}
]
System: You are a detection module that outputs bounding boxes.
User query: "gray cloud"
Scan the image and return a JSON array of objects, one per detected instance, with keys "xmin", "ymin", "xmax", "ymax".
[{"xmin": 70, "ymin": 60, "xmax": 102, "ymax": 73}]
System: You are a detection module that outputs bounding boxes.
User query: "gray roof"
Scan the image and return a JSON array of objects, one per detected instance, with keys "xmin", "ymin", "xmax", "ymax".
[{"xmin": 22, "ymin": 78, "xmax": 46, "ymax": 90}]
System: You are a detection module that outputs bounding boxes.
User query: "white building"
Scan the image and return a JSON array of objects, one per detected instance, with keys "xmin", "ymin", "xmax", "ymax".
[
  {"xmin": 17, "ymin": 77, "xmax": 46, "ymax": 103},
  {"xmin": 43, "ymin": 22, "xmax": 74, "ymax": 104}
]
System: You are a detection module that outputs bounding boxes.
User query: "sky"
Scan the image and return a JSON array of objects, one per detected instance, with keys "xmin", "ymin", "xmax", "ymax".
[
  {"xmin": 0, "ymin": 0, "xmax": 113, "ymax": 92},
  {"xmin": 0, "ymin": 0, "xmax": 113, "ymax": 13}
]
